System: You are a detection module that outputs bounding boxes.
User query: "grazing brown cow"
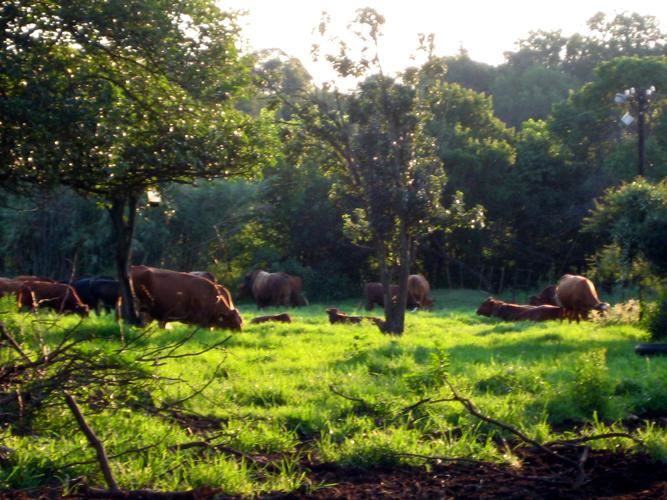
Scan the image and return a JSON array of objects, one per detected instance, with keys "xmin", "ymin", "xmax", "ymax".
[
  {"xmin": 250, "ymin": 313, "xmax": 292, "ymax": 324},
  {"xmin": 0, "ymin": 278, "xmax": 23, "ymax": 298},
  {"xmin": 287, "ymin": 274, "xmax": 308, "ymax": 306},
  {"xmin": 14, "ymin": 275, "xmax": 57, "ymax": 283},
  {"xmin": 190, "ymin": 271, "xmax": 216, "ymax": 283},
  {"xmin": 555, "ymin": 274, "xmax": 609, "ymax": 323},
  {"xmin": 528, "ymin": 285, "xmax": 558, "ymax": 306},
  {"xmin": 364, "ymin": 282, "xmax": 392, "ymax": 310},
  {"xmin": 364, "ymin": 278, "xmax": 426, "ymax": 311},
  {"xmin": 326, "ymin": 308, "xmax": 385, "ymax": 328},
  {"xmin": 239, "ymin": 270, "xmax": 302, "ymax": 309},
  {"xmin": 408, "ymin": 274, "xmax": 434, "ymax": 310},
  {"xmin": 131, "ymin": 265, "xmax": 243, "ymax": 331},
  {"xmin": 18, "ymin": 281, "xmax": 89, "ymax": 316}
]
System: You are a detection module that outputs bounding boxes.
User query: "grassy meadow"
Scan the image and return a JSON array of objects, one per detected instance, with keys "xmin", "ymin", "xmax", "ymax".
[{"xmin": 1, "ymin": 289, "xmax": 667, "ymax": 495}]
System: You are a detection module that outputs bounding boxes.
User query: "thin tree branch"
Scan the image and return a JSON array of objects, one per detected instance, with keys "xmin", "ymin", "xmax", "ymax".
[{"xmin": 64, "ymin": 391, "xmax": 120, "ymax": 492}]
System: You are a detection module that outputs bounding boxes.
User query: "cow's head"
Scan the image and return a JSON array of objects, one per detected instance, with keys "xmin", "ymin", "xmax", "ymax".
[
  {"xmin": 75, "ymin": 303, "xmax": 90, "ymax": 317},
  {"xmin": 216, "ymin": 308, "xmax": 243, "ymax": 331},
  {"xmin": 476, "ymin": 297, "xmax": 498, "ymax": 316}
]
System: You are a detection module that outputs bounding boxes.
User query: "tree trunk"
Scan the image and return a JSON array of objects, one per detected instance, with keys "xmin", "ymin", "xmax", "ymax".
[
  {"xmin": 381, "ymin": 222, "xmax": 410, "ymax": 335},
  {"xmin": 109, "ymin": 193, "xmax": 141, "ymax": 325}
]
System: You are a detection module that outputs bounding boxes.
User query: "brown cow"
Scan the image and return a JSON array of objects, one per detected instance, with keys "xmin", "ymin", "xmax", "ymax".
[
  {"xmin": 325, "ymin": 308, "xmax": 384, "ymax": 328},
  {"xmin": 515, "ymin": 305, "xmax": 564, "ymax": 321},
  {"xmin": 364, "ymin": 282, "xmax": 393, "ymax": 310},
  {"xmin": 555, "ymin": 274, "xmax": 609, "ymax": 323},
  {"xmin": 364, "ymin": 278, "xmax": 424, "ymax": 311},
  {"xmin": 408, "ymin": 274, "xmax": 434, "ymax": 310},
  {"xmin": 190, "ymin": 271, "xmax": 216, "ymax": 283},
  {"xmin": 250, "ymin": 313, "xmax": 292, "ymax": 324},
  {"xmin": 528, "ymin": 285, "xmax": 558, "ymax": 306},
  {"xmin": 0, "ymin": 278, "xmax": 23, "ymax": 299},
  {"xmin": 14, "ymin": 275, "xmax": 56, "ymax": 282},
  {"xmin": 131, "ymin": 265, "xmax": 242, "ymax": 331},
  {"xmin": 18, "ymin": 281, "xmax": 89, "ymax": 316},
  {"xmin": 238, "ymin": 270, "xmax": 296, "ymax": 309},
  {"xmin": 287, "ymin": 275, "xmax": 308, "ymax": 307},
  {"xmin": 477, "ymin": 297, "xmax": 562, "ymax": 322}
]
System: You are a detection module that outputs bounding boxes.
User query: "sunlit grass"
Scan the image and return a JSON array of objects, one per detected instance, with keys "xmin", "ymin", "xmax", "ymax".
[{"xmin": 1, "ymin": 291, "xmax": 665, "ymax": 493}]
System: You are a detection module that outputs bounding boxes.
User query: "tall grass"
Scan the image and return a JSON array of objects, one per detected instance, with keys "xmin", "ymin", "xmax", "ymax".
[{"xmin": 1, "ymin": 291, "xmax": 666, "ymax": 494}]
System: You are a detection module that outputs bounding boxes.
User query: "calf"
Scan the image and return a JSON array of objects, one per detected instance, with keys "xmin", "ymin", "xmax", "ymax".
[
  {"xmin": 250, "ymin": 313, "xmax": 292, "ymax": 324},
  {"xmin": 326, "ymin": 308, "xmax": 384, "ymax": 328}
]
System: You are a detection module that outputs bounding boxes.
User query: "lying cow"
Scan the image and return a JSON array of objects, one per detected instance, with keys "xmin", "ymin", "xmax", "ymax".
[
  {"xmin": 250, "ymin": 313, "xmax": 292, "ymax": 324},
  {"xmin": 131, "ymin": 265, "xmax": 243, "ymax": 331},
  {"xmin": 476, "ymin": 297, "xmax": 562, "ymax": 322},
  {"xmin": 515, "ymin": 304, "xmax": 564, "ymax": 321},
  {"xmin": 555, "ymin": 274, "xmax": 609, "ymax": 323},
  {"xmin": 326, "ymin": 307, "xmax": 384, "ymax": 328},
  {"xmin": 18, "ymin": 281, "xmax": 89, "ymax": 316}
]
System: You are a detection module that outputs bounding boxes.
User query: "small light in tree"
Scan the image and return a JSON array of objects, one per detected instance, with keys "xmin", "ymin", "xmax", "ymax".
[{"xmin": 147, "ymin": 188, "xmax": 162, "ymax": 206}]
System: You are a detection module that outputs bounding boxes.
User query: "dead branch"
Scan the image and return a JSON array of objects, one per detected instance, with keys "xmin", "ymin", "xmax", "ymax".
[
  {"xmin": 0, "ymin": 322, "xmax": 32, "ymax": 363},
  {"xmin": 64, "ymin": 391, "xmax": 120, "ymax": 492},
  {"xmin": 441, "ymin": 376, "xmax": 581, "ymax": 468},
  {"xmin": 545, "ymin": 432, "xmax": 643, "ymax": 447}
]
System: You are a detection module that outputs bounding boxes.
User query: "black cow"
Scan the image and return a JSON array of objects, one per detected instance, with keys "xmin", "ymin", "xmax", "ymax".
[{"xmin": 72, "ymin": 277, "xmax": 120, "ymax": 314}]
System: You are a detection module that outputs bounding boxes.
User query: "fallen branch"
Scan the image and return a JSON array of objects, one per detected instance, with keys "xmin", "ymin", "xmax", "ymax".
[{"xmin": 64, "ymin": 391, "xmax": 119, "ymax": 492}]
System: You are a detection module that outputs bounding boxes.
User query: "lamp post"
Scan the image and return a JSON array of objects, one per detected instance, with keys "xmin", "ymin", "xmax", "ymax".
[{"xmin": 614, "ymin": 86, "xmax": 655, "ymax": 177}]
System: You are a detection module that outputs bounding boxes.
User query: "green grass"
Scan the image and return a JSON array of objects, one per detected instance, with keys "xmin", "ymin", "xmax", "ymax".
[{"xmin": 1, "ymin": 290, "xmax": 667, "ymax": 495}]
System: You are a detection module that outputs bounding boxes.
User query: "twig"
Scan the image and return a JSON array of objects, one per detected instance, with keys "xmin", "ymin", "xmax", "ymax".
[
  {"xmin": 441, "ymin": 376, "xmax": 581, "ymax": 469},
  {"xmin": 545, "ymin": 432, "xmax": 643, "ymax": 447},
  {"xmin": 64, "ymin": 391, "xmax": 120, "ymax": 492},
  {"xmin": 0, "ymin": 323, "xmax": 32, "ymax": 363},
  {"xmin": 329, "ymin": 385, "xmax": 369, "ymax": 405}
]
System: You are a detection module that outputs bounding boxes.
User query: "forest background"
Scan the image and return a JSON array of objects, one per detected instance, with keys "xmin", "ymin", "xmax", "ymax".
[{"xmin": 2, "ymin": 5, "xmax": 667, "ymax": 304}]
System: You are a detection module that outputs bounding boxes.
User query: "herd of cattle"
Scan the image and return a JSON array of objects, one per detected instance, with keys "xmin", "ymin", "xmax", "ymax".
[
  {"xmin": 476, "ymin": 274, "xmax": 610, "ymax": 323},
  {"xmin": 0, "ymin": 267, "xmax": 607, "ymax": 330}
]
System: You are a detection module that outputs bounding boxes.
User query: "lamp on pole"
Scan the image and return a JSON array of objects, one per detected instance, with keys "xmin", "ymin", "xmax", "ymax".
[{"xmin": 614, "ymin": 86, "xmax": 655, "ymax": 177}]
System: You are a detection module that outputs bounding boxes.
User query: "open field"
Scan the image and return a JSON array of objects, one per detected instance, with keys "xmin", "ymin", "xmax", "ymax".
[{"xmin": 1, "ymin": 289, "xmax": 667, "ymax": 497}]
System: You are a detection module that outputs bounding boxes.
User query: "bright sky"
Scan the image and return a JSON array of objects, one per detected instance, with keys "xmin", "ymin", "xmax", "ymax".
[{"xmin": 218, "ymin": 1, "xmax": 667, "ymax": 85}]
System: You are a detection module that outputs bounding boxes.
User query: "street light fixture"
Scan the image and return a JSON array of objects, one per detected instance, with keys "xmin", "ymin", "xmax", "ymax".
[{"xmin": 614, "ymin": 85, "xmax": 656, "ymax": 177}]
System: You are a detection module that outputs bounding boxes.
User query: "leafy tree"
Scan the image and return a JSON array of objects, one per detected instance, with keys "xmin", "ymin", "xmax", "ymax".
[
  {"xmin": 438, "ymin": 51, "xmax": 496, "ymax": 95},
  {"xmin": 1, "ymin": 0, "xmax": 277, "ymax": 322},
  {"xmin": 551, "ymin": 56, "xmax": 667, "ymax": 181},
  {"xmin": 261, "ymin": 8, "xmax": 446, "ymax": 333},
  {"xmin": 584, "ymin": 178, "xmax": 667, "ymax": 274},
  {"xmin": 492, "ymin": 64, "xmax": 575, "ymax": 127},
  {"xmin": 504, "ymin": 119, "xmax": 592, "ymax": 274},
  {"xmin": 0, "ymin": 188, "xmax": 113, "ymax": 278},
  {"xmin": 420, "ymin": 82, "xmax": 512, "ymax": 279}
]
